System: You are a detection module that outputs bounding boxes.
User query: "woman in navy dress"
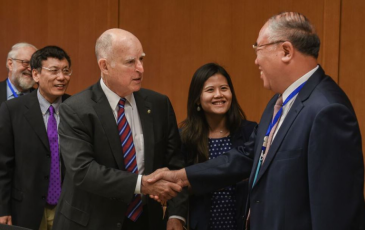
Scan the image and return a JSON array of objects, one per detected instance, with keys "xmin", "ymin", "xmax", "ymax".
[{"xmin": 180, "ymin": 63, "xmax": 257, "ymax": 230}]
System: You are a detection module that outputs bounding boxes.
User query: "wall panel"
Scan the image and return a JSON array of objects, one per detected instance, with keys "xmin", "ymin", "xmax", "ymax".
[
  {"xmin": 0, "ymin": 0, "xmax": 119, "ymax": 94},
  {"xmin": 339, "ymin": 0, "xmax": 365, "ymax": 193}
]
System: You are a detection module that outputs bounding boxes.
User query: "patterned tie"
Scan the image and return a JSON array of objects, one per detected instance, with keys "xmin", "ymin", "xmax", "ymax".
[
  {"xmin": 46, "ymin": 105, "xmax": 61, "ymax": 205},
  {"xmin": 117, "ymin": 98, "xmax": 143, "ymax": 221},
  {"xmin": 262, "ymin": 96, "xmax": 283, "ymax": 163}
]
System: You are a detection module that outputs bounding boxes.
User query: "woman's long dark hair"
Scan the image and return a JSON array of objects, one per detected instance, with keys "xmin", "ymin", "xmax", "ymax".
[{"xmin": 180, "ymin": 63, "xmax": 246, "ymax": 163}]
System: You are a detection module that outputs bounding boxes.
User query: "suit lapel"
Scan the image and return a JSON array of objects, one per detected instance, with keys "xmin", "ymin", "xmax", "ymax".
[
  {"xmin": 23, "ymin": 91, "xmax": 49, "ymax": 150},
  {"xmin": 249, "ymin": 97, "xmax": 276, "ymax": 188},
  {"xmin": 92, "ymin": 83, "xmax": 125, "ymax": 170},
  {"xmin": 255, "ymin": 100, "xmax": 304, "ymax": 183},
  {"xmin": 134, "ymin": 91, "xmax": 154, "ymax": 174},
  {"xmin": 250, "ymin": 66, "xmax": 326, "ymax": 188}
]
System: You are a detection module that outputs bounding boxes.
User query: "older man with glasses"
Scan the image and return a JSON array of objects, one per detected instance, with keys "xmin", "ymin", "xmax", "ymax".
[
  {"xmin": 0, "ymin": 46, "xmax": 72, "ymax": 230},
  {"xmin": 149, "ymin": 12, "xmax": 365, "ymax": 230},
  {"xmin": 0, "ymin": 43, "xmax": 37, "ymax": 104}
]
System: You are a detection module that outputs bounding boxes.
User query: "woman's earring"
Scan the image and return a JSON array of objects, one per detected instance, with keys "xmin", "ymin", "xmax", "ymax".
[{"xmin": 197, "ymin": 105, "xmax": 201, "ymax": 111}]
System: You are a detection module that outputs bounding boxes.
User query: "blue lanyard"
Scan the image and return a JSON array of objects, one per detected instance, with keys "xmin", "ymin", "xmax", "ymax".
[
  {"xmin": 7, "ymin": 78, "xmax": 19, "ymax": 98},
  {"xmin": 252, "ymin": 81, "xmax": 306, "ymax": 188}
]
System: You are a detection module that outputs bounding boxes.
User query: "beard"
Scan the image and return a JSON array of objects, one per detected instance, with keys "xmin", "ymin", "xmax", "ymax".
[{"xmin": 14, "ymin": 71, "xmax": 35, "ymax": 91}]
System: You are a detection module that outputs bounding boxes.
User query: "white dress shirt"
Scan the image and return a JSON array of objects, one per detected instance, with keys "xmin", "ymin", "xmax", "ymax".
[
  {"xmin": 100, "ymin": 79, "xmax": 185, "ymax": 223},
  {"xmin": 100, "ymin": 79, "xmax": 144, "ymax": 193}
]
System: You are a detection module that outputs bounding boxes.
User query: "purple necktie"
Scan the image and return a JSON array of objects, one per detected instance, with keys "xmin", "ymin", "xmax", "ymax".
[
  {"xmin": 46, "ymin": 105, "xmax": 61, "ymax": 205},
  {"xmin": 118, "ymin": 98, "xmax": 143, "ymax": 221}
]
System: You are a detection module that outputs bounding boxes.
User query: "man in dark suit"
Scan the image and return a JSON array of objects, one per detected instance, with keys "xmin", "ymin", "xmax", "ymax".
[
  {"xmin": 53, "ymin": 29, "xmax": 187, "ymax": 230},
  {"xmin": 0, "ymin": 43, "xmax": 37, "ymax": 104},
  {"xmin": 0, "ymin": 46, "xmax": 72, "ymax": 230},
  {"xmin": 149, "ymin": 12, "xmax": 365, "ymax": 230}
]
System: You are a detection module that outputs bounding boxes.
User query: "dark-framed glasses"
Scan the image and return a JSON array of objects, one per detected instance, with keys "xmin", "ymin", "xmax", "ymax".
[
  {"xmin": 42, "ymin": 67, "xmax": 72, "ymax": 76},
  {"xmin": 11, "ymin": 58, "xmax": 30, "ymax": 67},
  {"xmin": 253, "ymin": 40, "xmax": 287, "ymax": 52}
]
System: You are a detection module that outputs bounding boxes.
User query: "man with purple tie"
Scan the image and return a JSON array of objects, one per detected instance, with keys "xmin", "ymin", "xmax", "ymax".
[{"xmin": 0, "ymin": 46, "xmax": 72, "ymax": 230}]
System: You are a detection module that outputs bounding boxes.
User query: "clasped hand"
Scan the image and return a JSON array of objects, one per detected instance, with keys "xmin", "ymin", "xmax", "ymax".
[{"xmin": 141, "ymin": 168, "xmax": 189, "ymax": 202}]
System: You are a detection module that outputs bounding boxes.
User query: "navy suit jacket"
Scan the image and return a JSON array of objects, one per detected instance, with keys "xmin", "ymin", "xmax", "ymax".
[
  {"xmin": 186, "ymin": 66, "xmax": 365, "ymax": 230},
  {"xmin": 185, "ymin": 120, "xmax": 257, "ymax": 230},
  {"xmin": 0, "ymin": 90, "xmax": 69, "ymax": 230}
]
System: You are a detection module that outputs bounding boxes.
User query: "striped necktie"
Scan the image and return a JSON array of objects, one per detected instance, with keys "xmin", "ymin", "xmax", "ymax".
[{"xmin": 117, "ymin": 98, "xmax": 143, "ymax": 221}]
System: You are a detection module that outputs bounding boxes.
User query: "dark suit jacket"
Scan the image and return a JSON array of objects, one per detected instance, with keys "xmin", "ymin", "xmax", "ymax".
[
  {"xmin": 0, "ymin": 79, "xmax": 35, "ymax": 104},
  {"xmin": 53, "ymin": 82, "xmax": 187, "ymax": 230},
  {"xmin": 186, "ymin": 66, "xmax": 365, "ymax": 230},
  {"xmin": 0, "ymin": 79, "xmax": 8, "ymax": 103},
  {"xmin": 185, "ymin": 120, "xmax": 257, "ymax": 230},
  {"xmin": 0, "ymin": 90, "xmax": 69, "ymax": 230}
]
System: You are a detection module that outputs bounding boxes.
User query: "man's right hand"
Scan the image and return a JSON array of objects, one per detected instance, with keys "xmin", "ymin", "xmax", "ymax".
[
  {"xmin": 147, "ymin": 168, "xmax": 190, "ymax": 202},
  {"xmin": 0, "ymin": 215, "xmax": 12, "ymax": 225},
  {"xmin": 141, "ymin": 168, "xmax": 183, "ymax": 202}
]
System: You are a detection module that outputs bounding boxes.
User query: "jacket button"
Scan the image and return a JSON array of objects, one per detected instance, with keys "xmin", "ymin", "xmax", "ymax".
[
  {"xmin": 44, "ymin": 175, "xmax": 49, "ymax": 180},
  {"xmin": 116, "ymin": 223, "xmax": 121, "ymax": 228},
  {"xmin": 41, "ymin": 196, "xmax": 46, "ymax": 200},
  {"xmin": 256, "ymin": 200, "xmax": 260, "ymax": 203}
]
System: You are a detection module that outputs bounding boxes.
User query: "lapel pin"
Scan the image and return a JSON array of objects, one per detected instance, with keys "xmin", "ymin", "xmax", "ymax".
[{"xmin": 147, "ymin": 109, "xmax": 151, "ymax": 114}]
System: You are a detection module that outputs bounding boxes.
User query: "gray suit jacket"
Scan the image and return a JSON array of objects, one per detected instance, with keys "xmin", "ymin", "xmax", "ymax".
[{"xmin": 53, "ymin": 82, "xmax": 188, "ymax": 230}]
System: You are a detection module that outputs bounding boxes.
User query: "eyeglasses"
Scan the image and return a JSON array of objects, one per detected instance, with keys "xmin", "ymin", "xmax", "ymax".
[
  {"xmin": 11, "ymin": 58, "xmax": 30, "ymax": 67},
  {"xmin": 252, "ymin": 40, "xmax": 287, "ymax": 52},
  {"xmin": 42, "ymin": 67, "xmax": 72, "ymax": 76}
]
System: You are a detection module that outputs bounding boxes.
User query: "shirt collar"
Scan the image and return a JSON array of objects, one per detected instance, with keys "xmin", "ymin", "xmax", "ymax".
[
  {"xmin": 99, "ymin": 78, "xmax": 135, "ymax": 111},
  {"xmin": 37, "ymin": 89, "xmax": 62, "ymax": 115},
  {"xmin": 6, "ymin": 78, "xmax": 30, "ymax": 99},
  {"xmin": 282, "ymin": 65, "xmax": 319, "ymax": 102}
]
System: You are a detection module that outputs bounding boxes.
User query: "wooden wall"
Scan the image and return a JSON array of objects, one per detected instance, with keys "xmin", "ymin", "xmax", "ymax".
[
  {"xmin": 0, "ymin": 0, "xmax": 118, "ymax": 95},
  {"xmin": 118, "ymin": 0, "xmax": 342, "ymax": 123},
  {"xmin": 0, "ymin": 0, "xmax": 364, "ymax": 192}
]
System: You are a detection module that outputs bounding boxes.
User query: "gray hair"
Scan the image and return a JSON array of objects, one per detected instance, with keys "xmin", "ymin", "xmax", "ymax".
[
  {"xmin": 266, "ymin": 12, "xmax": 320, "ymax": 58},
  {"xmin": 6, "ymin": 42, "xmax": 37, "ymax": 69},
  {"xmin": 95, "ymin": 32, "xmax": 114, "ymax": 61}
]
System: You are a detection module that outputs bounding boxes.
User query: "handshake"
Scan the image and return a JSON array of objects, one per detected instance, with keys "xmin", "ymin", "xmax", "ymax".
[{"xmin": 141, "ymin": 168, "xmax": 190, "ymax": 202}]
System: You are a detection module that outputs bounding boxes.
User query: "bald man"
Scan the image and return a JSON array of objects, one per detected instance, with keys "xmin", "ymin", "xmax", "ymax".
[
  {"xmin": 0, "ymin": 43, "xmax": 37, "ymax": 103},
  {"xmin": 53, "ymin": 29, "xmax": 187, "ymax": 230}
]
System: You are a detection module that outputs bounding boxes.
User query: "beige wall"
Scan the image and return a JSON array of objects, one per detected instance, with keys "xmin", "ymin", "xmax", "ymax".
[{"xmin": 0, "ymin": 0, "xmax": 364, "ymax": 193}]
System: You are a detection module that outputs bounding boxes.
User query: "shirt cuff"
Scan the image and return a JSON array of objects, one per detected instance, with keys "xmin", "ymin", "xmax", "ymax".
[
  {"xmin": 135, "ymin": 175, "xmax": 142, "ymax": 194},
  {"xmin": 169, "ymin": 215, "xmax": 186, "ymax": 224}
]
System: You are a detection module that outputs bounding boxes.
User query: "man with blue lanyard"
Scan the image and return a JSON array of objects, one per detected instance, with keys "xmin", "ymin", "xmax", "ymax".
[
  {"xmin": 149, "ymin": 12, "xmax": 365, "ymax": 230},
  {"xmin": 0, "ymin": 46, "xmax": 72, "ymax": 230},
  {"xmin": 0, "ymin": 43, "xmax": 37, "ymax": 103}
]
